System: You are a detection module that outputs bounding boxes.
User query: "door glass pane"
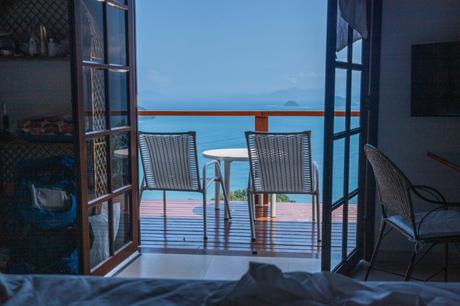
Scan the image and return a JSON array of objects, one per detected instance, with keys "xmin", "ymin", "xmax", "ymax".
[
  {"xmin": 336, "ymin": 46, "xmax": 348, "ymax": 63},
  {"xmin": 331, "ymin": 205, "xmax": 344, "ymax": 269},
  {"xmin": 351, "ymin": 71, "xmax": 361, "ymax": 130},
  {"xmin": 83, "ymin": 67, "xmax": 106, "ymax": 132},
  {"xmin": 349, "ymin": 134, "xmax": 360, "ymax": 193},
  {"xmin": 112, "ymin": 132, "xmax": 130, "ymax": 190},
  {"xmin": 352, "ymin": 34, "xmax": 362, "ymax": 64},
  {"xmin": 81, "ymin": 0, "xmax": 105, "ymax": 63},
  {"xmin": 347, "ymin": 195, "xmax": 358, "ymax": 256},
  {"xmin": 109, "ymin": 71, "xmax": 129, "ymax": 128},
  {"xmin": 89, "ymin": 202, "xmax": 110, "ymax": 268},
  {"xmin": 113, "ymin": 193, "xmax": 132, "ymax": 252},
  {"xmin": 87, "ymin": 137, "xmax": 109, "ymax": 201},
  {"xmin": 107, "ymin": 6, "xmax": 127, "ymax": 65},
  {"xmin": 334, "ymin": 69, "xmax": 347, "ymax": 133},
  {"xmin": 332, "ymin": 138, "xmax": 345, "ymax": 204}
]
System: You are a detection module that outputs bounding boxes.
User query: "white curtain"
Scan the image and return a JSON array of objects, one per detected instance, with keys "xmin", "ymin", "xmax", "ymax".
[{"xmin": 336, "ymin": 0, "xmax": 368, "ymax": 52}]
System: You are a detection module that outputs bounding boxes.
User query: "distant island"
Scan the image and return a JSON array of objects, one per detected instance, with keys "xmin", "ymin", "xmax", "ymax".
[
  {"xmin": 284, "ymin": 100, "xmax": 299, "ymax": 107},
  {"xmin": 137, "ymin": 86, "xmax": 352, "ymax": 110}
]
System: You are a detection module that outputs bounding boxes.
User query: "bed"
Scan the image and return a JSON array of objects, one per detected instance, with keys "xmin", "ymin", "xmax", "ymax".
[{"xmin": 1, "ymin": 263, "xmax": 460, "ymax": 305}]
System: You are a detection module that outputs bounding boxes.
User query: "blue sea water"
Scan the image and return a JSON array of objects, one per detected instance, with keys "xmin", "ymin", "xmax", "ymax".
[{"xmin": 138, "ymin": 105, "xmax": 359, "ymax": 204}]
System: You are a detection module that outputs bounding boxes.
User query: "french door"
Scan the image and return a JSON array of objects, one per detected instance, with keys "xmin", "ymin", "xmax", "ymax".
[
  {"xmin": 321, "ymin": 0, "xmax": 381, "ymax": 272},
  {"xmin": 71, "ymin": 0, "xmax": 139, "ymax": 275}
]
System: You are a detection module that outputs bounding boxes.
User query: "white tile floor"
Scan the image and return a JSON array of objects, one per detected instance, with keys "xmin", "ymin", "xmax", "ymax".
[{"xmin": 117, "ymin": 253, "xmax": 321, "ymax": 281}]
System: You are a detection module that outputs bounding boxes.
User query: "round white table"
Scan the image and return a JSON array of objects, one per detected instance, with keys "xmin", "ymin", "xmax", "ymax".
[
  {"xmin": 202, "ymin": 148, "xmax": 249, "ymax": 217},
  {"xmin": 202, "ymin": 148, "xmax": 277, "ymax": 218}
]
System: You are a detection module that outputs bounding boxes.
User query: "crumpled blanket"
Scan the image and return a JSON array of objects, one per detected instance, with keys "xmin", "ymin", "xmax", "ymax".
[
  {"xmin": 2, "ymin": 262, "xmax": 460, "ymax": 306},
  {"xmin": 0, "ymin": 274, "xmax": 227, "ymax": 306},
  {"xmin": 205, "ymin": 263, "xmax": 460, "ymax": 306}
]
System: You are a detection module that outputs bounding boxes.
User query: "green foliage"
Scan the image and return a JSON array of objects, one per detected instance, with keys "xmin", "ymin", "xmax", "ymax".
[
  {"xmin": 275, "ymin": 193, "xmax": 295, "ymax": 203},
  {"xmin": 214, "ymin": 188, "xmax": 295, "ymax": 202},
  {"xmin": 228, "ymin": 189, "xmax": 247, "ymax": 201}
]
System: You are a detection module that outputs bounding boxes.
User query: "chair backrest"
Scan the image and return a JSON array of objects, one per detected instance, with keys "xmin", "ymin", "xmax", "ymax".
[
  {"xmin": 138, "ymin": 132, "xmax": 201, "ymax": 191},
  {"xmin": 364, "ymin": 144, "xmax": 414, "ymax": 219},
  {"xmin": 245, "ymin": 131, "xmax": 314, "ymax": 194}
]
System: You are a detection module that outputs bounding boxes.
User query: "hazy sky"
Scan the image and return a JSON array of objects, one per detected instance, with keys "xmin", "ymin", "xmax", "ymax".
[{"xmin": 136, "ymin": 0, "xmax": 327, "ymax": 102}]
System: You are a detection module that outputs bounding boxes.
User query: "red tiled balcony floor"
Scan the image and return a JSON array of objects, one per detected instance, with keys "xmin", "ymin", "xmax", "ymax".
[{"xmin": 140, "ymin": 200, "xmax": 357, "ymax": 258}]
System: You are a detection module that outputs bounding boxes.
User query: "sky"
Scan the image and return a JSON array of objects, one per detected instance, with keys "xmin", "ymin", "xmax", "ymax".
[{"xmin": 135, "ymin": 0, "xmax": 328, "ymax": 106}]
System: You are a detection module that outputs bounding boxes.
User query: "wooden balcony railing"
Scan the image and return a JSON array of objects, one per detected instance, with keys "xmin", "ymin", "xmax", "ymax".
[{"xmin": 137, "ymin": 110, "xmax": 360, "ymax": 132}]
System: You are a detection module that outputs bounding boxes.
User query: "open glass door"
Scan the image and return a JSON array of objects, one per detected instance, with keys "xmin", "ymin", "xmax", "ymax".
[
  {"xmin": 71, "ymin": 0, "xmax": 139, "ymax": 275},
  {"xmin": 322, "ymin": 0, "xmax": 375, "ymax": 272}
]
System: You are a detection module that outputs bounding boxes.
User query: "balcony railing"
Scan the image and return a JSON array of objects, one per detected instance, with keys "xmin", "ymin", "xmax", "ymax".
[{"xmin": 138, "ymin": 110, "xmax": 360, "ymax": 132}]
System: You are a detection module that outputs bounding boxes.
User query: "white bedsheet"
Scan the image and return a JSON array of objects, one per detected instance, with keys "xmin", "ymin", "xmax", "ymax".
[{"xmin": 1, "ymin": 263, "xmax": 460, "ymax": 306}]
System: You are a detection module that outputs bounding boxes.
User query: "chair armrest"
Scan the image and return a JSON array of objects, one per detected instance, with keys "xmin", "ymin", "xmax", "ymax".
[
  {"xmin": 410, "ymin": 185, "xmax": 460, "ymax": 208},
  {"xmin": 410, "ymin": 185, "xmax": 446, "ymax": 205},
  {"xmin": 203, "ymin": 159, "xmax": 220, "ymax": 170},
  {"xmin": 409, "ymin": 185, "xmax": 460, "ymax": 236},
  {"xmin": 202, "ymin": 160, "xmax": 223, "ymax": 189}
]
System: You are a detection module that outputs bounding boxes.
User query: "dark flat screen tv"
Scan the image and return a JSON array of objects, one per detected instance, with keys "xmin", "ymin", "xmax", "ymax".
[{"xmin": 411, "ymin": 41, "xmax": 460, "ymax": 116}]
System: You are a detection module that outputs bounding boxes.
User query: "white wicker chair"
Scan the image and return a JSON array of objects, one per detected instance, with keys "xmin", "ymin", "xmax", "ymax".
[
  {"xmin": 245, "ymin": 131, "xmax": 320, "ymax": 242},
  {"xmin": 364, "ymin": 144, "xmax": 460, "ymax": 281},
  {"xmin": 138, "ymin": 131, "xmax": 231, "ymax": 240}
]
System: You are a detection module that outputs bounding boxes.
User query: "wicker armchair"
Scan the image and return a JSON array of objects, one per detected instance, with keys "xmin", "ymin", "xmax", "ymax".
[
  {"xmin": 138, "ymin": 132, "xmax": 231, "ymax": 240},
  {"xmin": 245, "ymin": 131, "xmax": 320, "ymax": 242},
  {"xmin": 364, "ymin": 144, "xmax": 460, "ymax": 281}
]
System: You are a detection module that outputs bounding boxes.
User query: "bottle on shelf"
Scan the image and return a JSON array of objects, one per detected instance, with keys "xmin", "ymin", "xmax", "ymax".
[
  {"xmin": 48, "ymin": 37, "xmax": 57, "ymax": 57},
  {"xmin": 39, "ymin": 25, "xmax": 48, "ymax": 56},
  {"xmin": 28, "ymin": 33, "xmax": 38, "ymax": 56}
]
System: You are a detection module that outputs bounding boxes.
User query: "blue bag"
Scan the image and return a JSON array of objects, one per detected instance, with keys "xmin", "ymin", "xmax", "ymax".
[{"xmin": 14, "ymin": 155, "xmax": 77, "ymax": 230}]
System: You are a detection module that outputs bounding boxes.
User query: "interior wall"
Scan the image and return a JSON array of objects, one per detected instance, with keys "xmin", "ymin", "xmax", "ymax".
[{"xmin": 377, "ymin": 0, "xmax": 460, "ymax": 253}]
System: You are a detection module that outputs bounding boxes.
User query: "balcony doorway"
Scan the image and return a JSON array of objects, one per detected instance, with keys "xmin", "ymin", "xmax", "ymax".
[
  {"xmin": 68, "ymin": 0, "xmax": 375, "ymax": 276},
  {"xmin": 135, "ymin": 0, "xmax": 364, "ymax": 272}
]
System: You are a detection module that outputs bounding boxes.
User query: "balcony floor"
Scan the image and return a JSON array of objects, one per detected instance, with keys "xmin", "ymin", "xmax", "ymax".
[{"xmin": 140, "ymin": 200, "xmax": 356, "ymax": 258}]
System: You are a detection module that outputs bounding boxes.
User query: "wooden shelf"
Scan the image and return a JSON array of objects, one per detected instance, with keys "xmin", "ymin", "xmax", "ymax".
[{"xmin": 0, "ymin": 55, "xmax": 69, "ymax": 62}]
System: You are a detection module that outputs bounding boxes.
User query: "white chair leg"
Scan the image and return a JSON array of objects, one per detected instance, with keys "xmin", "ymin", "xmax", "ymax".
[
  {"xmin": 312, "ymin": 162, "xmax": 321, "ymax": 242},
  {"xmin": 247, "ymin": 190, "xmax": 256, "ymax": 241},
  {"xmin": 221, "ymin": 180, "xmax": 232, "ymax": 220},
  {"xmin": 215, "ymin": 162, "xmax": 232, "ymax": 220},
  {"xmin": 270, "ymin": 194, "xmax": 276, "ymax": 218},
  {"xmin": 223, "ymin": 160, "xmax": 232, "ymax": 217},
  {"xmin": 252, "ymin": 195, "xmax": 256, "ymax": 222},
  {"xmin": 311, "ymin": 194, "xmax": 316, "ymax": 222},
  {"xmin": 316, "ymin": 192, "xmax": 321, "ymax": 242},
  {"xmin": 214, "ymin": 162, "xmax": 220, "ymax": 210},
  {"xmin": 203, "ymin": 191, "xmax": 208, "ymax": 240},
  {"xmin": 163, "ymin": 190, "xmax": 167, "ymax": 217}
]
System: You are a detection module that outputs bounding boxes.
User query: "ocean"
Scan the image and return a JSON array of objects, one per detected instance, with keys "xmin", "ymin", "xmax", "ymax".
[{"xmin": 137, "ymin": 104, "xmax": 359, "ymax": 204}]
